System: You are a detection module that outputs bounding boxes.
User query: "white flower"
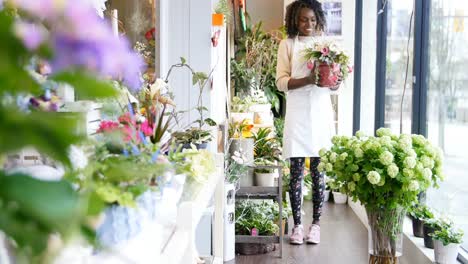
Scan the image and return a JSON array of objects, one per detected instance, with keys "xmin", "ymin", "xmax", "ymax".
[
  {"xmin": 69, "ymin": 145, "xmax": 88, "ymax": 170},
  {"xmin": 420, "ymin": 156, "xmax": 433, "ymax": 168},
  {"xmin": 353, "ymin": 173, "xmax": 361, "ymax": 181},
  {"xmin": 348, "ymin": 182, "xmax": 356, "ymax": 192},
  {"xmin": 325, "ymin": 163, "xmax": 333, "ymax": 172},
  {"xmin": 380, "ymin": 136, "xmax": 392, "ymax": 147},
  {"xmin": 403, "ymin": 168, "xmax": 415, "ymax": 178},
  {"xmin": 379, "ymin": 151, "xmax": 394, "ymax": 166},
  {"xmin": 231, "ymin": 156, "xmax": 244, "ymax": 164},
  {"xmin": 329, "ymin": 152, "xmax": 337, "ymax": 162},
  {"xmin": 399, "ymin": 134, "xmax": 412, "ymax": 147},
  {"xmin": 404, "ymin": 157, "xmax": 417, "ymax": 169},
  {"xmin": 339, "ymin": 152, "xmax": 348, "ymax": 161},
  {"xmin": 387, "ymin": 164, "xmax": 399, "ymax": 178},
  {"xmin": 354, "ymin": 148, "xmax": 364, "ymax": 158},
  {"xmin": 318, "ymin": 162, "xmax": 326, "ymax": 172},
  {"xmin": 408, "ymin": 180, "xmax": 420, "ymax": 191},
  {"xmin": 407, "ymin": 149, "xmax": 417, "ymax": 157},
  {"xmin": 422, "ymin": 168, "xmax": 433, "ymax": 181},
  {"xmin": 355, "ymin": 130, "xmax": 366, "ymax": 138},
  {"xmin": 331, "ymin": 136, "xmax": 341, "ymax": 145},
  {"xmin": 367, "ymin": 171, "xmax": 381, "ymax": 185},
  {"xmin": 233, "ymin": 151, "xmax": 241, "ymax": 157},
  {"xmin": 377, "ymin": 177, "xmax": 385, "ymax": 186},
  {"xmin": 319, "ymin": 148, "xmax": 327, "ymax": 157},
  {"xmin": 376, "ymin": 128, "xmax": 392, "ymax": 137},
  {"xmin": 412, "ymin": 134, "xmax": 427, "ymax": 145}
]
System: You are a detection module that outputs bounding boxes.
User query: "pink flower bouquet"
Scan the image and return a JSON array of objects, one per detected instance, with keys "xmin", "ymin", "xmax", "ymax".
[{"xmin": 303, "ymin": 41, "xmax": 353, "ymax": 88}]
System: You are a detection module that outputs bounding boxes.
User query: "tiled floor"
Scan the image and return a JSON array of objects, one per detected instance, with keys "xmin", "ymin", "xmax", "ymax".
[{"xmin": 226, "ymin": 201, "xmax": 369, "ymax": 264}]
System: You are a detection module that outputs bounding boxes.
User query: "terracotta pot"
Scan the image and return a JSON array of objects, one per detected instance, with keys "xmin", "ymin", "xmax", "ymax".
[{"xmin": 212, "ymin": 13, "xmax": 224, "ymax": 26}]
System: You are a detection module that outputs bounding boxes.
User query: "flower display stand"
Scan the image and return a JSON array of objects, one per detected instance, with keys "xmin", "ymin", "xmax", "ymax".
[{"xmin": 235, "ymin": 164, "xmax": 283, "ymax": 258}]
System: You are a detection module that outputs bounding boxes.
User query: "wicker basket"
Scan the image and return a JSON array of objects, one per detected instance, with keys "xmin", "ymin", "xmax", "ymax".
[{"xmin": 235, "ymin": 243, "xmax": 275, "ymax": 255}]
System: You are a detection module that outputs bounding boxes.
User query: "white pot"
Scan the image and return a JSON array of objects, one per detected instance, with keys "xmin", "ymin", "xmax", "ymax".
[
  {"xmin": 230, "ymin": 112, "xmax": 254, "ymax": 123},
  {"xmin": 332, "ymin": 191, "xmax": 347, "ymax": 204},
  {"xmin": 254, "ymin": 111, "xmax": 274, "ymax": 125},
  {"xmin": 324, "ymin": 190, "xmax": 330, "ymax": 202},
  {"xmin": 255, "ymin": 171, "xmax": 278, "ymax": 187},
  {"xmin": 249, "ymin": 103, "xmax": 271, "ymax": 112},
  {"xmin": 434, "ymin": 240, "xmax": 459, "ymax": 264}
]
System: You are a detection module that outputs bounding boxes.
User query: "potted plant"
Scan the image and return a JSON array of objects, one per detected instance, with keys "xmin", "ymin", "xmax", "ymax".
[
  {"xmin": 228, "ymin": 119, "xmax": 255, "ymax": 186},
  {"xmin": 318, "ymin": 128, "xmax": 445, "ymax": 263},
  {"xmin": 249, "ymin": 89, "xmax": 273, "ymax": 125},
  {"xmin": 303, "ymin": 40, "xmax": 353, "ymax": 88},
  {"xmin": 323, "ymin": 176, "xmax": 331, "ymax": 202},
  {"xmin": 328, "ymin": 178, "xmax": 347, "ymax": 204},
  {"xmin": 423, "ymin": 217, "xmax": 451, "ymax": 249},
  {"xmin": 252, "ymin": 128, "xmax": 282, "ymax": 186},
  {"xmin": 212, "ymin": 0, "xmax": 231, "ymax": 26},
  {"xmin": 230, "ymin": 96, "xmax": 254, "ymax": 123},
  {"xmin": 408, "ymin": 205, "xmax": 434, "ymax": 238},
  {"xmin": 235, "ymin": 200, "xmax": 279, "ymax": 255},
  {"xmin": 167, "ymin": 58, "xmax": 217, "ymax": 149},
  {"xmin": 432, "ymin": 224, "xmax": 464, "ymax": 264}
]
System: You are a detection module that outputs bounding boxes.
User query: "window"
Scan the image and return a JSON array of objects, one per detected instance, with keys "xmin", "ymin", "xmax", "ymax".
[{"xmin": 426, "ymin": 0, "xmax": 468, "ymax": 252}]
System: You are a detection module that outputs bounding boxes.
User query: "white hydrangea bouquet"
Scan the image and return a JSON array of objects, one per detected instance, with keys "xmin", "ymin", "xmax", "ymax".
[
  {"xmin": 318, "ymin": 128, "xmax": 444, "ymax": 210},
  {"xmin": 318, "ymin": 128, "xmax": 445, "ymax": 261}
]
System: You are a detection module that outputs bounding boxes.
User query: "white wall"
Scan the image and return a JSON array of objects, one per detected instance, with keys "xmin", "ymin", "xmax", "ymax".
[
  {"xmin": 159, "ymin": 0, "xmax": 228, "ymax": 151},
  {"xmin": 246, "ymin": 0, "xmax": 284, "ymax": 32}
]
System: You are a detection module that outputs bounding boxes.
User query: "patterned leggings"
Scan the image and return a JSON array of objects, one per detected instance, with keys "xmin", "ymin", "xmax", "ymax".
[{"xmin": 289, "ymin": 157, "xmax": 325, "ymax": 226}]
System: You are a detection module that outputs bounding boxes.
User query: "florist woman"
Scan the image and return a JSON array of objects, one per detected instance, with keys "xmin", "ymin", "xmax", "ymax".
[{"xmin": 276, "ymin": 0, "xmax": 341, "ymax": 245}]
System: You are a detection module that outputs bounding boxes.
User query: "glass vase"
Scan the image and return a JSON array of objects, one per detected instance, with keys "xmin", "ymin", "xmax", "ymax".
[{"xmin": 366, "ymin": 206, "xmax": 406, "ymax": 264}]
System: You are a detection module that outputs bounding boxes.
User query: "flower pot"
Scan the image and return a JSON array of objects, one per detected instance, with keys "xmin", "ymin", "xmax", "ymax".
[
  {"xmin": 212, "ymin": 13, "xmax": 224, "ymax": 26},
  {"xmin": 434, "ymin": 240, "xmax": 460, "ymax": 264},
  {"xmin": 228, "ymin": 138, "xmax": 255, "ymax": 187},
  {"xmin": 423, "ymin": 224, "xmax": 436, "ymax": 249},
  {"xmin": 230, "ymin": 112, "xmax": 254, "ymax": 124},
  {"xmin": 411, "ymin": 217, "xmax": 425, "ymax": 238},
  {"xmin": 317, "ymin": 63, "xmax": 340, "ymax": 87},
  {"xmin": 324, "ymin": 189, "xmax": 330, "ymax": 202},
  {"xmin": 332, "ymin": 191, "xmax": 347, "ymax": 204},
  {"xmin": 181, "ymin": 142, "xmax": 208, "ymax": 150},
  {"xmin": 255, "ymin": 171, "xmax": 278, "ymax": 187},
  {"xmin": 367, "ymin": 206, "xmax": 405, "ymax": 264}
]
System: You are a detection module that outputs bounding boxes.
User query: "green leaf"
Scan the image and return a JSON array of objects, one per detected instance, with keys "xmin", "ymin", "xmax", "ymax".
[
  {"xmin": 204, "ymin": 118, "xmax": 217, "ymax": 126},
  {"xmin": 180, "ymin": 57, "xmax": 187, "ymax": 64},
  {"xmin": 51, "ymin": 71, "xmax": 117, "ymax": 99}
]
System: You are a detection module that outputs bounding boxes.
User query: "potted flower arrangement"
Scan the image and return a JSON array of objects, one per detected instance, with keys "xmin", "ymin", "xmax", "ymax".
[
  {"xmin": 318, "ymin": 128, "xmax": 444, "ymax": 263},
  {"xmin": 423, "ymin": 217, "xmax": 452, "ymax": 249},
  {"xmin": 303, "ymin": 40, "xmax": 353, "ymax": 88},
  {"xmin": 432, "ymin": 223, "xmax": 464, "ymax": 264},
  {"xmin": 408, "ymin": 205, "xmax": 434, "ymax": 238},
  {"xmin": 253, "ymin": 128, "xmax": 282, "ymax": 187}
]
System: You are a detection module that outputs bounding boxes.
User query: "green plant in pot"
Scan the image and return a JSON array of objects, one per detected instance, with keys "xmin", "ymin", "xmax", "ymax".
[
  {"xmin": 167, "ymin": 58, "xmax": 217, "ymax": 149},
  {"xmin": 431, "ymin": 222, "xmax": 464, "ymax": 264},
  {"xmin": 318, "ymin": 128, "xmax": 445, "ymax": 263},
  {"xmin": 253, "ymin": 128, "xmax": 282, "ymax": 187},
  {"xmin": 423, "ymin": 217, "xmax": 452, "ymax": 249},
  {"xmin": 408, "ymin": 205, "xmax": 434, "ymax": 238}
]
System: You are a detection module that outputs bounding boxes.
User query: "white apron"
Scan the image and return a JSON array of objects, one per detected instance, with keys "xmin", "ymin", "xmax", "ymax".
[{"xmin": 283, "ymin": 36, "xmax": 335, "ymax": 159}]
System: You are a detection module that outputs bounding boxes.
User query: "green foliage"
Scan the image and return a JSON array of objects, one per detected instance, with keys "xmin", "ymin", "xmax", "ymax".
[
  {"xmin": 273, "ymin": 118, "xmax": 284, "ymax": 144},
  {"xmin": 408, "ymin": 205, "xmax": 434, "ymax": 220},
  {"xmin": 431, "ymin": 225, "xmax": 464, "ymax": 246},
  {"xmin": 214, "ymin": 0, "xmax": 232, "ymax": 21},
  {"xmin": 318, "ymin": 128, "xmax": 444, "ymax": 211},
  {"xmin": 253, "ymin": 128, "xmax": 282, "ymax": 162},
  {"xmin": 172, "ymin": 127, "xmax": 213, "ymax": 145},
  {"xmin": 235, "ymin": 200, "xmax": 279, "ymax": 236},
  {"xmin": 232, "ymin": 22, "xmax": 284, "ymax": 114},
  {"xmin": 167, "ymin": 147, "xmax": 216, "ymax": 183}
]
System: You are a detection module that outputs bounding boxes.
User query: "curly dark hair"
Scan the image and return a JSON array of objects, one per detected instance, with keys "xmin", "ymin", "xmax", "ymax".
[{"xmin": 285, "ymin": 0, "xmax": 326, "ymax": 38}]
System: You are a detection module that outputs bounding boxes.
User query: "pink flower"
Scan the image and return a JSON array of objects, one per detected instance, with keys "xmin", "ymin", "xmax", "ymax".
[
  {"xmin": 321, "ymin": 47, "xmax": 330, "ymax": 56},
  {"xmin": 97, "ymin": 121, "xmax": 120, "ymax": 133},
  {"xmin": 348, "ymin": 65, "xmax": 354, "ymax": 73},
  {"xmin": 140, "ymin": 120, "xmax": 154, "ymax": 136},
  {"xmin": 307, "ymin": 61, "xmax": 315, "ymax": 71},
  {"xmin": 328, "ymin": 74, "xmax": 339, "ymax": 83}
]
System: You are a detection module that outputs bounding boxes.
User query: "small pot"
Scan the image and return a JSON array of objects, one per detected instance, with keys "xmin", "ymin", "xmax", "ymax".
[
  {"xmin": 323, "ymin": 189, "xmax": 330, "ymax": 202},
  {"xmin": 212, "ymin": 13, "xmax": 224, "ymax": 26},
  {"xmin": 434, "ymin": 240, "xmax": 460, "ymax": 264},
  {"xmin": 411, "ymin": 217, "xmax": 425, "ymax": 238},
  {"xmin": 255, "ymin": 171, "xmax": 278, "ymax": 187},
  {"xmin": 423, "ymin": 224, "xmax": 436, "ymax": 249},
  {"xmin": 332, "ymin": 191, "xmax": 347, "ymax": 204}
]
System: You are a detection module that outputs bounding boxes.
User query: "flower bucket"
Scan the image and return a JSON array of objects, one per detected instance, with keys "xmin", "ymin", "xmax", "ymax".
[
  {"xmin": 332, "ymin": 191, "xmax": 347, "ymax": 204},
  {"xmin": 434, "ymin": 240, "xmax": 459, "ymax": 264},
  {"xmin": 423, "ymin": 224, "xmax": 435, "ymax": 249},
  {"xmin": 411, "ymin": 217, "xmax": 424, "ymax": 238},
  {"xmin": 317, "ymin": 63, "xmax": 340, "ymax": 87},
  {"xmin": 367, "ymin": 206, "xmax": 406, "ymax": 264}
]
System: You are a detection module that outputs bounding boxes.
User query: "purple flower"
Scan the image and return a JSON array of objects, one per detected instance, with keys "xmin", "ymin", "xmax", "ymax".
[
  {"xmin": 12, "ymin": 0, "xmax": 145, "ymax": 90},
  {"xmin": 14, "ymin": 21, "xmax": 47, "ymax": 50}
]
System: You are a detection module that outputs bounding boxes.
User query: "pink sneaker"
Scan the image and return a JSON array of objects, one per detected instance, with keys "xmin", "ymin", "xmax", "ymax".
[
  {"xmin": 290, "ymin": 225, "xmax": 304, "ymax": 245},
  {"xmin": 305, "ymin": 224, "xmax": 320, "ymax": 244}
]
